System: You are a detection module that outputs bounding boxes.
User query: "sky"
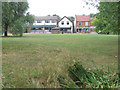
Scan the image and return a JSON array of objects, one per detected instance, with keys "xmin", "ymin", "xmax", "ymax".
[{"xmin": 27, "ymin": 0, "xmax": 99, "ymax": 17}]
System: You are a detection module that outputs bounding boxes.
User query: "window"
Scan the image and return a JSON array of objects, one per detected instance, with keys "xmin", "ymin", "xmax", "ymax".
[
  {"xmin": 85, "ymin": 22, "xmax": 88, "ymax": 26},
  {"xmin": 79, "ymin": 21, "xmax": 81, "ymax": 25},
  {"xmin": 67, "ymin": 21, "xmax": 69, "ymax": 25},
  {"xmin": 45, "ymin": 27, "xmax": 49, "ymax": 30},
  {"xmin": 39, "ymin": 28, "xmax": 42, "ymax": 30},
  {"xmin": 52, "ymin": 20, "xmax": 56, "ymax": 23},
  {"xmin": 37, "ymin": 20, "xmax": 42, "ymax": 23},
  {"xmin": 45, "ymin": 20, "xmax": 50, "ymax": 23},
  {"xmin": 61, "ymin": 21, "xmax": 64, "ymax": 25}
]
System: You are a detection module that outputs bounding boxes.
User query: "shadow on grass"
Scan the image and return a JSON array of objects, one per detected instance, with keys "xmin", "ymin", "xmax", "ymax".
[{"xmin": 1, "ymin": 36, "xmax": 30, "ymax": 38}]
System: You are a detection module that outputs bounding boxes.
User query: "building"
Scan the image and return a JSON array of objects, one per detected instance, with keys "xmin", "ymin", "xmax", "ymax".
[
  {"xmin": 31, "ymin": 16, "xmax": 58, "ymax": 33},
  {"xmin": 58, "ymin": 16, "xmax": 73, "ymax": 33},
  {"xmin": 75, "ymin": 15, "xmax": 94, "ymax": 33}
]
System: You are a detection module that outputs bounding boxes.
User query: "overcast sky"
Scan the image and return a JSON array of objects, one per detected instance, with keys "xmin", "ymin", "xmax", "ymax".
[{"xmin": 27, "ymin": 0, "xmax": 99, "ymax": 17}]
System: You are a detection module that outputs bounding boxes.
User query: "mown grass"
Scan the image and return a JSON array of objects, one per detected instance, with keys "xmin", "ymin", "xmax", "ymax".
[{"xmin": 2, "ymin": 34, "xmax": 118, "ymax": 88}]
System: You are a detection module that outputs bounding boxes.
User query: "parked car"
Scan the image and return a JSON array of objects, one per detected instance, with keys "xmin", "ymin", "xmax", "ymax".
[
  {"xmin": 98, "ymin": 31, "xmax": 102, "ymax": 34},
  {"xmin": 98, "ymin": 31, "xmax": 109, "ymax": 34}
]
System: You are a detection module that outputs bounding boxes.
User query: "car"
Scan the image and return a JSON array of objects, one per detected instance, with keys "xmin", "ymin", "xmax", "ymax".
[
  {"xmin": 98, "ymin": 31, "xmax": 109, "ymax": 34},
  {"xmin": 98, "ymin": 31, "xmax": 102, "ymax": 34}
]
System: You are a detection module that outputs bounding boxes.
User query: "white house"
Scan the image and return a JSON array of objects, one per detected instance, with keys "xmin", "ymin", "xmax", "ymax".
[
  {"xmin": 32, "ymin": 16, "xmax": 58, "ymax": 32},
  {"xmin": 58, "ymin": 16, "xmax": 73, "ymax": 33}
]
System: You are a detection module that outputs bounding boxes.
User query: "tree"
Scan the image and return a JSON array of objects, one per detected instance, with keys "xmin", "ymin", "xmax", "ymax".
[
  {"xmin": 83, "ymin": 0, "xmax": 120, "ymax": 33},
  {"xmin": 25, "ymin": 12, "xmax": 35, "ymax": 33},
  {"xmin": 69, "ymin": 16, "xmax": 75, "ymax": 33},
  {"xmin": 2, "ymin": 2, "xmax": 29, "ymax": 36},
  {"xmin": 53, "ymin": 14, "xmax": 60, "ymax": 21},
  {"xmin": 82, "ymin": 0, "xmax": 119, "ymax": 33},
  {"xmin": 97, "ymin": 2, "xmax": 119, "ymax": 33},
  {"xmin": 91, "ymin": 18, "xmax": 108, "ymax": 33},
  {"xmin": 11, "ymin": 18, "xmax": 27, "ymax": 36},
  {"xmin": 69, "ymin": 16, "xmax": 75, "ymax": 22},
  {"xmin": 90, "ymin": 13, "xmax": 96, "ymax": 18},
  {"xmin": 25, "ymin": 12, "xmax": 34, "ymax": 27}
]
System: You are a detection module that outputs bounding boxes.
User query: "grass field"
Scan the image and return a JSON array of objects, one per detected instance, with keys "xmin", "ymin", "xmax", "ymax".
[{"xmin": 2, "ymin": 34, "xmax": 118, "ymax": 88}]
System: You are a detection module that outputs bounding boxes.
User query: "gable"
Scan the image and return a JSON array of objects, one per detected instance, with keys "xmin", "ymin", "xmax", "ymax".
[
  {"xmin": 58, "ymin": 16, "xmax": 73, "ymax": 23},
  {"xmin": 60, "ymin": 17, "xmax": 72, "ymax": 23}
]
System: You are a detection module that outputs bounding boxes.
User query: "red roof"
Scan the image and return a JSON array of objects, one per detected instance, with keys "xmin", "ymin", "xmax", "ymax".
[{"xmin": 75, "ymin": 15, "xmax": 91, "ymax": 21}]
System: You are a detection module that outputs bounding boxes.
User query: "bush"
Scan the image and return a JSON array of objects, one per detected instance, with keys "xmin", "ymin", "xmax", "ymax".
[{"xmin": 58, "ymin": 62, "xmax": 119, "ymax": 88}]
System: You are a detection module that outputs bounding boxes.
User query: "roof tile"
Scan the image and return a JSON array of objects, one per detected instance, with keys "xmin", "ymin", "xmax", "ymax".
[
  {"xmin": 75, "ymin": 15, "xmax": 91, "ymax": 21},
  {"xmin": 35, "ymin": 16, "xmax": 58, "ymax": 20}
]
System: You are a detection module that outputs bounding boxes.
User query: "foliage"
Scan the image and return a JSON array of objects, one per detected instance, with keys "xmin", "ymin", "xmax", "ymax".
[
  {"xmin": 53, "ymin": 14, "xmax": 60, "ymax": 21},
  {"xmin": 69, "ymin": 16, "xmax": 75, "ymax": 22},
  {"xmin": 10, "ymin": 18, "xmax": 27, "ymax": 37},
  {"xmin": 25, "ymin": 12, "xmax": 35, "ymax": 27},
  {"xmin": 91, "ymin": 18, "xmax": 108, "ymax": 33},
  {"xmin": 83, "ymin": 0, "xmax": 119, "ymax": 33},
  {"xmin": 90, "ymin": 13, "xmax": 96, "ymax": 18},
  {"xmin": 69, "ymin": 16, "xmax": 75, "ymax": 33},
  {"xmin": 9, "ymin": 12, "xmax": 34, "ymax": 36},
  {"xmin": 96, "ymin": 2, "xmax": 119, "ymax": 33},
  {"xmin": 2, "ymin": 2, "xmax": 30, "ymax": 36},
  {"xmin": 58, "ymin": 62, "xmax": 119, "ymax": 88}
]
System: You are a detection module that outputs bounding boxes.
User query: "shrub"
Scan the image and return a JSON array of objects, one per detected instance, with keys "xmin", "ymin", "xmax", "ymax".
[{"xmin": 58, "ymin": 62, "xmax": 119, "ymax": 88}]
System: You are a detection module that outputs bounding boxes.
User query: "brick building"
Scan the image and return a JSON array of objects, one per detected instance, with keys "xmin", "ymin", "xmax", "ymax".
[{"xmin": 75, "ymin": 15, "xmax": 94, "ymax": 33}]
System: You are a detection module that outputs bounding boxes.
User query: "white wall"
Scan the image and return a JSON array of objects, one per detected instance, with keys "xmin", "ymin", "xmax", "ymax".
[
  {"xmin": 33, "ymin": 20, "xmax": 57, "ymax": 25},
  {"xmin": 58, "ymin": 17, "xmax": 73, "ymax": 33},
  {"xmin": 58, "ymin": 17, "xmax": 73, "ymax": 28}
]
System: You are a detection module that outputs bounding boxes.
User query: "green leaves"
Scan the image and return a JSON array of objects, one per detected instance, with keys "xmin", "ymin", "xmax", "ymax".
[
  {"xmin": 11, "ymin": 17, "xmax": 27, "ymax": 37},
  {"xmin": 59, "ymin": 62, "xmax": 119, "ymax": 88},
  {"xmin": 25, "ymin": 12, "xmax": 35, "ymax": 27},
  {"xmin": 2, "ymin": 2, "xmax": 30, "ymax": 36},
  {"xmin": 96, "ymin": 2, "xmax": 119, "ymax": 33}
]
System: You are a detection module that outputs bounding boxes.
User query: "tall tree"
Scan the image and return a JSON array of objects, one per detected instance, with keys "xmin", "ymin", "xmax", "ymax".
[
  {"xmin": 97, "ymin": 2, "xmax": 119, "ymax": 33},
  {"xmin": 2, "ymin": 2, "xmax": 29, "ymax": 36},
  {"xmin": 82, "ymin": 0, "xmax": 119, "ymax": 33}
]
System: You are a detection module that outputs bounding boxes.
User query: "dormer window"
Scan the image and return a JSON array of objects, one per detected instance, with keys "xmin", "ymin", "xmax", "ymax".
[
  {"xmin": 67, "ymin": 21, "xmax": 69, "ymax": 25},
  {"xmin": 61, "ymin": 21, "xmax": 64, "ymax": 25}
]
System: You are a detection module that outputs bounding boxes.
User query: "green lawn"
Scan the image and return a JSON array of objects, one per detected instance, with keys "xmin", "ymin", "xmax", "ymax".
[{"xmin": 2, "ymin": 34, "xmax": 118, "ymax": 88}]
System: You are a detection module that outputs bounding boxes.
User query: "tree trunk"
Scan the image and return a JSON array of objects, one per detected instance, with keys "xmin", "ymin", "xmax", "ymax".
[
  {"xmin": 4, "ymin": 30, "xmax": 7, "ymax": 36},
  {"xmin": 4, "ymin": 24, "xmax": 8, "ymax": 37},
  {"xmin": 20, "ymin": 33, "xmax": 23, "ymax": 37}
]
